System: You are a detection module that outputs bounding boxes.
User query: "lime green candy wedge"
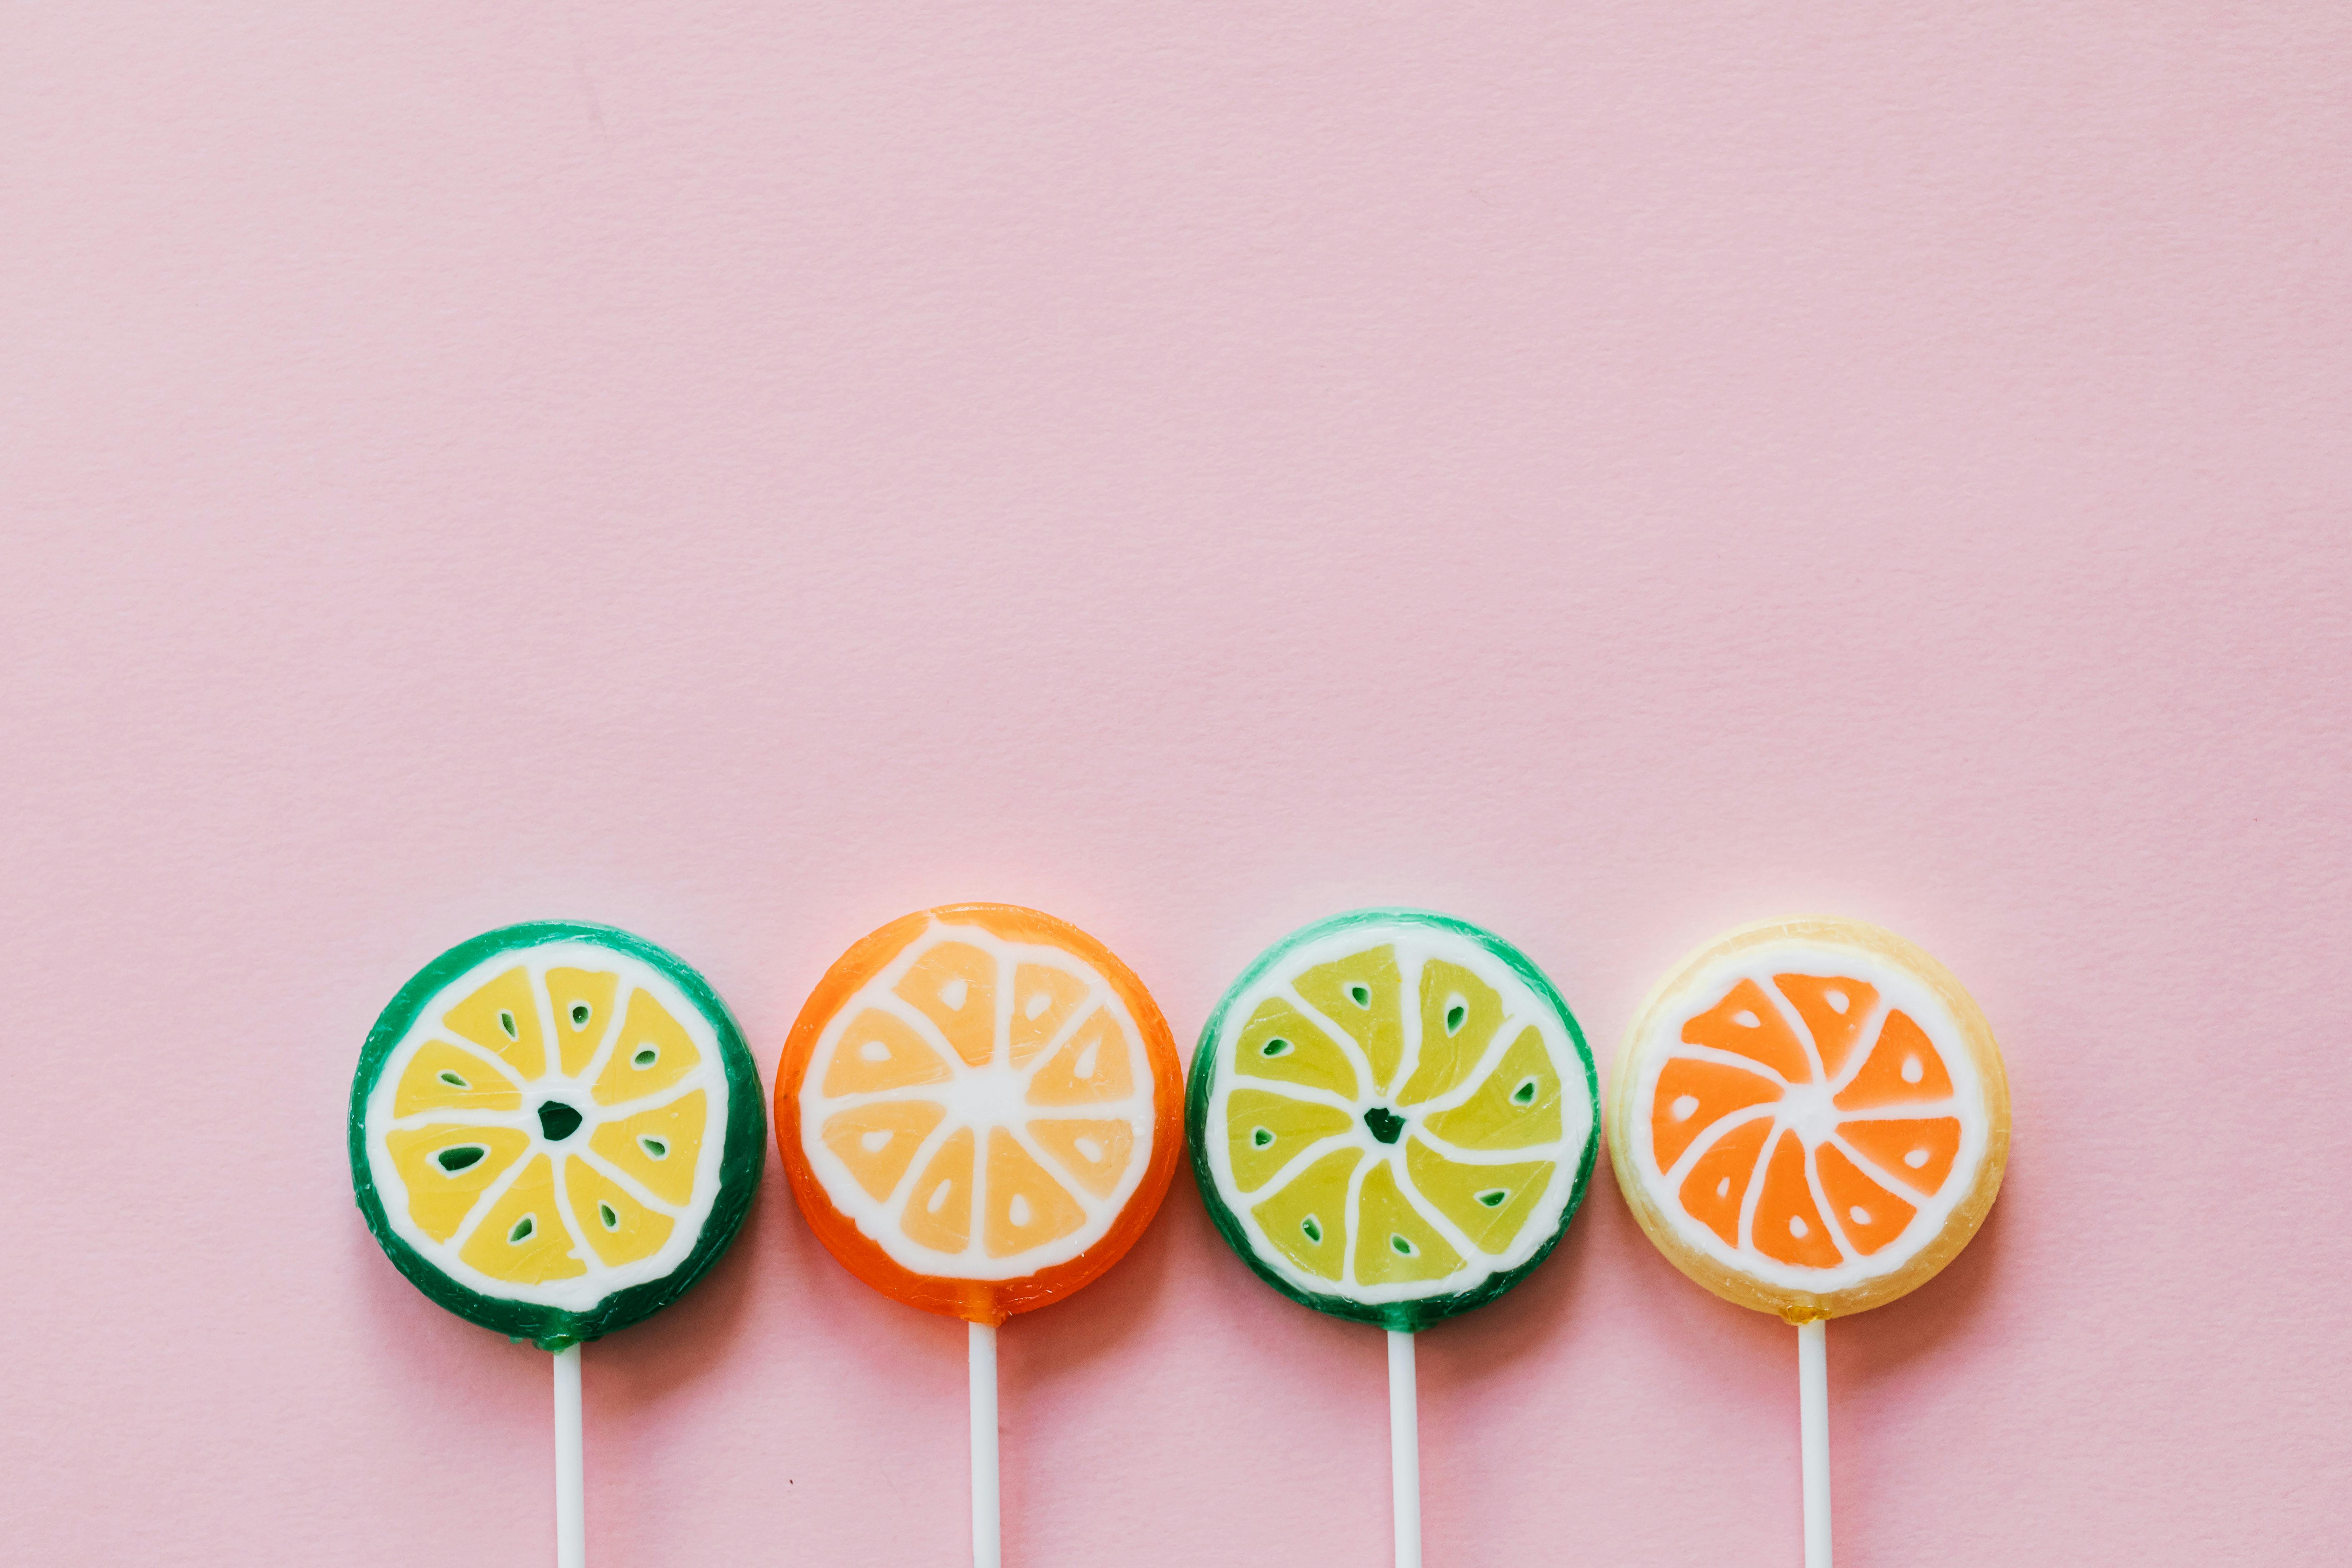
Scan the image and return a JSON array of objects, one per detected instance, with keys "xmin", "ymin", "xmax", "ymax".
[
  {"xmin": 1188, "ymin": 909, "xmax": 1598, "ymax": 1330},
  {"xmin": 349, "ymin": 922, "xmax": 765, "ymax": 1349}
]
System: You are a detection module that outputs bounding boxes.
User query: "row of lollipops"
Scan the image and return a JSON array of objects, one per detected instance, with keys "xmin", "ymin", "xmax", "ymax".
[{"xmin": 350, "ymin": 904, "xmax": 2010, "ymax": 1568}]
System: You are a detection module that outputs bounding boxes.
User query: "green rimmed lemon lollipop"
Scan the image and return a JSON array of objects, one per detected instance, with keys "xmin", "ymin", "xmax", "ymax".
[
  {"xmin": 349, "ymin": 921, "xmax": 764, "ymax": 1567},
  {"xmin": 1188, "ymin": 909, "xmax": 1597, "ymax": 1567}
]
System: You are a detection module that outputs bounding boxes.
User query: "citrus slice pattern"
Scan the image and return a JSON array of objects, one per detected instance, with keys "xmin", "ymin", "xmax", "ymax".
[
  {"xmin": 350, "ymin": 923, "xmax": 764, "ymax": 1349},
  {"xmin": 1609, "ymin": 916, "xmax": 2010, "ymax": 1320},
  {"xmin": 1188, "ymin": 909, "xmax": 1598, "ymax": 1331},
  {"xmin": 776, "ymin": 905, "xmax": 1183, "ymax": 1324}
]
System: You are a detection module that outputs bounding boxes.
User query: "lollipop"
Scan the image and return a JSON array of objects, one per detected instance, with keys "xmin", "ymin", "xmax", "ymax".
[
  {"xmin": 350, "ymin": 922, "xmax": 765, "ymax": 1568},
  {"xmin": 1189, "ymin": 909, "xmax": 1598, "ymax": 1568},
  {"xmin": 1609, "ymin": 916, "xmax": 2010, "ymax": 1566},
  {"xmin": 775, "ymin": 904, "xmax": 1182, "ymax": 1568}
]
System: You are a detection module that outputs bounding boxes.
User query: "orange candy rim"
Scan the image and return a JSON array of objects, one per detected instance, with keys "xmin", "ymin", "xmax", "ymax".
[{"xmin": 774, "ymin": 904, "xmax": 1184, "ymax": 1324}]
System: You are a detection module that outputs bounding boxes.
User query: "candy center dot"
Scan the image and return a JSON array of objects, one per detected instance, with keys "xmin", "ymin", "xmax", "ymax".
[
  {"xmin": 859, "ymin": 1038, "xmax": 891, "ymax": 1062},
  {"xmin": 498, "ymin": 1010, "xmax": 518, "ymax": 1039},
  {"xmin": 1348, "ymin": 984, "xmax": 1371, "ymax": 1007},
  {"xmin": 859, "ymin": 1130, "xmax": 892, "ymax": 1154},
  {"xmin": 1009, "ymin": 1194, "xmax": 1032, "ymax": 1227},
  {"xmin": 1781, "ymin": 1082, "xmax": 1838, "ymax": 1141},
  {"xmin": 1732, "ymin": 1009, "xmax": 1760, "ymax": 1029},
  {"xmin": 1251, "ymin": 1127, "xmax": 1274, "ymax": 1148},
  {"xmin": 1900, "ymin": 1055, "xmax": 1925, "ymax": 1084},
  {"xmin": 1475, "ymin": 1189, "xmax": 1508, "ymax": 1208},
  {"xmin": 638, "ymin": 1135, "xmax": 669, "ymax": 1160},
  {"xmin": 1825, "ymin": 989, "xmax": 1849, "ymax": 1015},
  {"xmin": 926, "ymin": 1179, "xmax": 953, "ymax": 1214},
  {"xmin": 632, "ymin": 1045, "xmax": 659, "ymax": 1068},
  {"xmin": 1669, "ymin": 1093, "xmax": 1699, "ymax": 1120},
  {"xmin": 598, "ymin": 1203, "xmax": 619, "ymax": 1230},
  {"xmin": 940, "ymin": 977, "xmax": 969, "ymax": 1011},
  {"xmin": 1788, "ymin": 1215, "xmax": 1809, "ymax": 1239},
  {"xmin": 1260, "ymin": 1037, "xmax": 1293, "ymax": 1058},
  {"xmin": 435, "ymin": 1145, "xmax": 486, "ymax": 1173},
  {"xmin": 1849, "ymin": 1206, "xmax": 1872, "ymax": 1226},
  {"xmin": 1364, "ymin": 1106, "xmax": 1406, "ymax": 1144},
  {"xmin": 1301, "ymin": 1216, "xmax": 1322, "ymax": 1243},
  {"xmin": 1904, "ymin": 1147, "xmax": 1930, "ymax": 1169},
  {"xmin": 1444, "ymin": 1000, "xmax": 1467, "ymax": 1035},
  {"xmin": 1714, "ymin": 1176, "xmax": 1732, "ymax": 1198},
  {"xmin": 570, "ymin": 1003, "xmax": 591, "ymax": 1027},
  {"xmin": 537, "ymin": 1101, "xmax": 583, "ymax": 1141},
  {"xmin": 1075, "ymin": 1137, "xmax": 1104, "ymax": 1162},
  {"xmin": 1024, "ymin": 991, "xmax": 1051, "ymax": 1020},
  {"xmin": 508, "ymin": 1215, "xmax": 535, "ymax": 1243},
  {"xmin": 437, "ymin": 1069, "xmax": 470, "ymax": 1089},
  {"xmin": 1512, "ymin": 1078, "xmax": 1539, "ymax": 1106},
  {"xmin": 1390, "ymin": 1234, "xmax": 1416, "ymax": 1256}
]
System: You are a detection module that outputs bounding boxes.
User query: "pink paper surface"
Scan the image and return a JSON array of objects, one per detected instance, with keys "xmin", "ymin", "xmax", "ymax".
[{"xmin": 5, "ymin": 6, "xmax": 2348, "ymax": 1564}]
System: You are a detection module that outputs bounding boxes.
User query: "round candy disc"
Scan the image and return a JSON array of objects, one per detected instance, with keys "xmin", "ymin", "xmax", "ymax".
[
  {"xmin": 1608, "ymin": 916, "xmax": 2010, "ymax": 1321},
  {"xmin": 1189, "ymin": 910, "xmax": 1598, "ymax": 1331},
  {"xmin": 776, "ymin": 905, "xmax": 1182, "ymax": 1323},
  {"xmin": 350, "ymin": 922, "xmax": 765, "ymax": 1349}
]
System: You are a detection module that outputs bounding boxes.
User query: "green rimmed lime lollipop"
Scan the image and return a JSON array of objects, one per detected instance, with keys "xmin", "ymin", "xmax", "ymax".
[
  {"xmin": 349, "ymin": 921, "xmax": 764, "ymax": 1566},
  {"xmin": 1188, "ymin": 909, "xmax": 1597, "ymax": 1567}
]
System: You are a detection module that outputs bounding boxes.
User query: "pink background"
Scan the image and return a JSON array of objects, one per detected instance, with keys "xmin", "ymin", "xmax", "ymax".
[{"xmin": 5, "ymin": 6, "xmax": 2349, "ymax": 1564}]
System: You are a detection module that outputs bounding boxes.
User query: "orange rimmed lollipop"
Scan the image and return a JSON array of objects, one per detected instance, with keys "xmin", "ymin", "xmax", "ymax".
[
  {"xmin": 775, "ymin": 904, "xmax": 1182, "ymax": 1568},
  {"xmin": 776, "ymin": 903, "xmax": 1182, "ymax": 1324}
]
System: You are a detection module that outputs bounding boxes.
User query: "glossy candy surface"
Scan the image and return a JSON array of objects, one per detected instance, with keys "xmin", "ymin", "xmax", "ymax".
[
  {"xmin": 1609, "ymin": 916, "xmax": 2010, "ymax": 1321},
  {"xmin": 350, "ymin": 922, "xmax": 766, "ymax": 1349},
  {"xmin": 776, "ymin": 904, "xmax": 1183, "ymax": 1324},
  {"xmin": 1189, "ymin": 909, "xmax": 1597, "ymax": 1331}
]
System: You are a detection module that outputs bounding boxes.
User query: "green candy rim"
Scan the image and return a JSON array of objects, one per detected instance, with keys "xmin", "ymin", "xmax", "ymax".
[
  {"xmin": 348, "ymin": 921, "xmax": 766, "ymax": 1350},
  {"xmin": 1186, "ymin": 908, "xmax": 1599, "ymax": 1333}
]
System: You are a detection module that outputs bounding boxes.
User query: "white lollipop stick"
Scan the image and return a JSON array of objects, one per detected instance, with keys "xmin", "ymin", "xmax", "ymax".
[
  {"xmin": 1388, "ymin": 1330, "xmax": 1422, "ymax": 1568},
  {"xmin": 1798, "ymin": 1318, "xmax": 1830, "ymax": 1567},
  {"xmin": 970, "ymin": 1320, "xmax": 1001, "ymax": 1568},
  {"xmin": 554, "ymin": 1343, "xmax": 585, "ymax": 1568}
]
